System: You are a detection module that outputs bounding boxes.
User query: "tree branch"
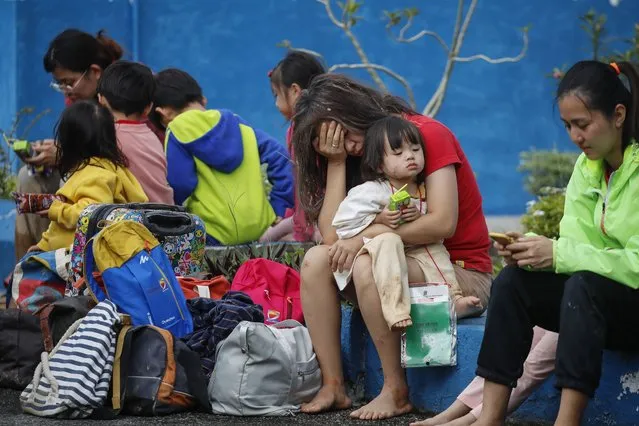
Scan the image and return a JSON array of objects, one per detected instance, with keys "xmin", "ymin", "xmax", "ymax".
[
  {"xmin": 454, "ymin": 28, "xmax": 529, "ymax": 63},
  {"xmin": 317, "ymin": 0, "xmax": 388, "ymax": 92},
  {"xmin": 423, "ymin": 0, "xmax": 467, "ymax": 116},
  {"xmin": 328, "ymin": 63, "xmax": 416, "ymax": 109},
  {"xmin": 395, "ymin": 16, "xmax": 449, "ymax": 52},
  {"xmin": 317, "ymin": 0, "xmax": 345, "ymax": 29}
]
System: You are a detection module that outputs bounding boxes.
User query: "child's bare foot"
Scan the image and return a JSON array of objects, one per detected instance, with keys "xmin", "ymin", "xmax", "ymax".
[
  {"xmin": 438, "ymin": 413, "xmax": 478, "ymax": 426},
  {"xmin": 349, "ymin": 384, "xmax": 413, "ymax": 420},
  {"xmin": 300, "ymin": 384, "xmax": 352, "ymax": 414},
  {"xmin": 410, "ymin": 400, "xmax": 473, "ymax": 425},
  {"xmin": 391, "ymin": 317, "xmax": 413, "ymax": 331},
  {"xmin": 455, "ymin": 296, "xmax": 483, "ymax": 319}
]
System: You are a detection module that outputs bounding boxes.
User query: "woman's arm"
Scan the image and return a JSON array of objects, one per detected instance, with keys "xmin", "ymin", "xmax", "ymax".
[
  {"xmin": 328, "ymin": 165, "xmax": 459, "ymax": 272},
  {"xmin": 318, "ymin": 161, "xmax": 347, "ymax": 244},
  {"xmin": 315, "ymin": 121, "xmax": 348, "ymax": 244},
  {"xmin": 344, "ymin": 165, "xmax": 459, "ymax": 244}
]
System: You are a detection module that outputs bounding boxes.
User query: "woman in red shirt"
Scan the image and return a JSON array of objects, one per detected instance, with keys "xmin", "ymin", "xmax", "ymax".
[{"xmin": 291, "ymin": 74, "xmax": 492, "ymax": 420}]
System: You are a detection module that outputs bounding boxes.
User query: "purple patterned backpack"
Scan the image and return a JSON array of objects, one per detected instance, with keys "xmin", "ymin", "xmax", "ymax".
[{"xmin": 68, "ymin": 203, "xmax": 206, "ymax": 296}]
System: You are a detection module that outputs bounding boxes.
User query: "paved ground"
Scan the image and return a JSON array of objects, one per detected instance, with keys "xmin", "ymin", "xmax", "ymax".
[{"xmin": 1, "ymin": 389, "xmax": 543, "ymax": 426}]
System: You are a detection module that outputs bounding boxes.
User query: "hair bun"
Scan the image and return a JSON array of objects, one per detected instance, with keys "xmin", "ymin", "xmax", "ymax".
[{"xmin": 96, "ymin": 29, "xmax": 123, "ymax": 62}]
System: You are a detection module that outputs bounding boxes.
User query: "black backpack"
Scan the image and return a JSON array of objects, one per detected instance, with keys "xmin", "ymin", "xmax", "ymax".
[{"xmin": 0, "ymin": 309, "xmax": 43, "ymax": 390}]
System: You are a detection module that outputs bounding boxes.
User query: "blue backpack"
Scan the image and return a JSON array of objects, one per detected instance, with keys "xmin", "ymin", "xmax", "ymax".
[{"xmin": 84, "ymin": 220, "xmax": 193, "ymax": 338}]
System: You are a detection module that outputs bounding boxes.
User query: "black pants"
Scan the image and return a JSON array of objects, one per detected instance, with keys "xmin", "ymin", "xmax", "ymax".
[{"xmin": 476, "ymin": 266, "xmax": 639, "ymax": 397}]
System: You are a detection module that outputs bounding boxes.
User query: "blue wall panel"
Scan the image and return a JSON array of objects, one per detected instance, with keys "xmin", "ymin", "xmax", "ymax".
[{"xmin": 3, "ymin": 0, "xmax": 639, "ymax": 214}]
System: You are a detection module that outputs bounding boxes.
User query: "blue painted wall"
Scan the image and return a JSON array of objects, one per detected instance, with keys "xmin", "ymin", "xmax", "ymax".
[{"xmin": 3, "ymin": 0, "xmax": 639, "ymax": 214}]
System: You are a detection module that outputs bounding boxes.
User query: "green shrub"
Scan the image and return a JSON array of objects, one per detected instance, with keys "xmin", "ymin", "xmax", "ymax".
[
  {"xmin": 0, "ymin": 106, "xmax": 51, "ymax": 199},
  {"xmin": 520, "ymin": 189, "xmax": 566, "ymax": 239},
  {"xmin": 518, "ymin": 149, "xmax": 579, "ymax": 197}
]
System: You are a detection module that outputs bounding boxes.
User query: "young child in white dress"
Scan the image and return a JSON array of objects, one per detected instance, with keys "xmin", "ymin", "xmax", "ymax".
[{"xmin": 332, "ymin": 116, "xmax": 482, "ymax": 330}]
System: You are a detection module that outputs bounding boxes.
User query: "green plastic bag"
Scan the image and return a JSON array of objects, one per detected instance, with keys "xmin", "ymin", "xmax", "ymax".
[{"xmin": 401, "ymin": 283, "xmax": 457, "ymax": 368}]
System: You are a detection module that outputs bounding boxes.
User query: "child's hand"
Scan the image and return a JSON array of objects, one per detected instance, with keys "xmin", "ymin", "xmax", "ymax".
[
  {"xmin": 375, "ymin": 207, "xmax": 401, "ymax": 229},
  {"xmin": 27, "ymin": 245, "xmax": 41, "ymax": 253},
  {"xmin": 401, "ymin": 205, "xmax": 420, "ymax": 222},
  {"xmin": 35, "ymin": 210, "xmax": 49, "ymax": 218}
]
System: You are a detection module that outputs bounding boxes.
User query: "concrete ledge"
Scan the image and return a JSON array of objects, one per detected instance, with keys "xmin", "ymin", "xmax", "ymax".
[{"xmin": 340, "ymin": 304, "xmax": 639, "ymax": 425}]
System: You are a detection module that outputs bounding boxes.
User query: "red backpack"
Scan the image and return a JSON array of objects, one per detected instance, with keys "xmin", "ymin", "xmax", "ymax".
[{"xmin": 231, "ymin": 258, "xmax": 303, "ymax": 324}]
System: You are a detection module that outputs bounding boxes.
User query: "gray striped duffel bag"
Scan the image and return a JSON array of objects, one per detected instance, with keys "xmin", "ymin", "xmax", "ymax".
[{"xmin": 20, "ymin": 299, "xmax": 120, "ymax": 419}]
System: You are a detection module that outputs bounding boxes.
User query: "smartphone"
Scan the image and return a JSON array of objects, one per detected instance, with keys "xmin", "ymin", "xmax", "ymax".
[{"xmin": 489, "ymin": 232, "xmax": 515, "ymax": 246}]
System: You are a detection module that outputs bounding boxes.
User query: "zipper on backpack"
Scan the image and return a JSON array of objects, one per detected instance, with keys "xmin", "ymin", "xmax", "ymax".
[
  {"xmin": 286, "ymin": 297, "xmax": 293, "ymax": 320},
  {"xmin": 148, "ymin": 253, "xmax": 186, "ymax": 320}
]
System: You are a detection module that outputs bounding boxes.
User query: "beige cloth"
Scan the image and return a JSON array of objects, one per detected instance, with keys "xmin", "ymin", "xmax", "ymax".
[
  {"xmin": 452, "ymin": 263, "xmax": 492, "ymax": 311},
  {"xmin": 14, "ymin": 166, "xmax": 61, "ymax": 262},
  {"xmin": 357, "ymin": 233, "xmax": 461, "ymax": 329}
]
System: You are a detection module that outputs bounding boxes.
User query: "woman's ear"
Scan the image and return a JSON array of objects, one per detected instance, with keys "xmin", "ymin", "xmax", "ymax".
[
  {"xmin": 614, "ymin": 103, "xmax": 626, "ymax": 129},
  {"xmin": 89, "ymin": 64, "xmax": 103, "ymax": 81}
]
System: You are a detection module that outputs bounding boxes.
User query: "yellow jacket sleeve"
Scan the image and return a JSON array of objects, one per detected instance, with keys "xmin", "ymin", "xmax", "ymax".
[{"xmin": 48, "ymin": 168, "xmax": 117, "ymax": 230}]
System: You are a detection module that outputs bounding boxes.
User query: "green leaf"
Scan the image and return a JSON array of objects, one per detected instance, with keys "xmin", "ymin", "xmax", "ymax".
[
  {"xmin": 403, "ymin": 7, "xmax": 419, "ymax": 18},
  {"xmin": 345, "ymin": 0, "xmax": 362, "ymax": 15},
  {"xmin": 383, "ymin": 10, "xmax": 402, "ymax": 28}
]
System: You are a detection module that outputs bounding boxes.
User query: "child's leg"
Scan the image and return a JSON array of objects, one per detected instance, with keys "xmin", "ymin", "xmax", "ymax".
[
  {"xmin": 360, "ymin": 233, "xmax": 414, "ymax": 330},
  {"xmin": 258, "ymin": 216, "xmax": 294, "ymax": 243},
  {"xmin": 408, "ymin": 244, "xmax": 483, "ymax": 319}
]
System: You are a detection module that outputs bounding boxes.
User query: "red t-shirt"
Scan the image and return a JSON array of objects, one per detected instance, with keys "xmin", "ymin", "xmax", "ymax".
[{"xmin": 405, "ymin": 114, "xmax": 492, "ymax": 273}]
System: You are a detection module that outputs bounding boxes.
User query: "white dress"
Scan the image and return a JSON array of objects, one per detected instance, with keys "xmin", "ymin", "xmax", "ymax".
[{"xmin": 331, "ymin": 180, "xmax": 426, "ymax": 290}]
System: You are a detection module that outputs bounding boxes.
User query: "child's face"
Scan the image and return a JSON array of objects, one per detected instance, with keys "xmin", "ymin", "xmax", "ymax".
[
  {"xmin": 272, "ymin": 83, "xmax": 301, "ymax": 121},
  {"xmin": 381, "ymin": 136, "xmax": 425, "ymax": 181}
]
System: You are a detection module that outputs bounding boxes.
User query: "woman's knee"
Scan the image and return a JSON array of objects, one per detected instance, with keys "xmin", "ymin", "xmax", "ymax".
[
  {"xmin": 301, "ymin": 245, "xmax": 331, "ymax": 285},
  {"xmin": 562, "ymin": 271, "xmax": 607, "ymax": 306}
]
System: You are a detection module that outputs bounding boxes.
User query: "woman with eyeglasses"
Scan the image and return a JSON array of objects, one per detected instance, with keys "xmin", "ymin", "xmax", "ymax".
[{"xmin": 14, "ymin": 29, "xmax": 123, "ymax": 261}]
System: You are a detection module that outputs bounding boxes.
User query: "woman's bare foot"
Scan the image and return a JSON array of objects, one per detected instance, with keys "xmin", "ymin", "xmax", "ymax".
[
  {"xmin": 454, "ymin": 296, "xmax": 483, "ymax": 319},
  {"xmin": 410, "ymin": 400, "xmax": 473, "ymax": 425},
  {"xmin": 391, "ymin": 317, "xmax": 413, "ymax": 331},
  {"xmin": 300, "ymin": 384, "xmax": 352, "ymax": 414},
  {"xmin": 349, "ymin": 385, "xmax": 413, "ymax": 420}
]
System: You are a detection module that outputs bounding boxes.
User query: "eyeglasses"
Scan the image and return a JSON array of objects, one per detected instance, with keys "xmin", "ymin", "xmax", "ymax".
[{"xmin": 49, "ymin": 70, "xmax": 87, "ymax": 94}]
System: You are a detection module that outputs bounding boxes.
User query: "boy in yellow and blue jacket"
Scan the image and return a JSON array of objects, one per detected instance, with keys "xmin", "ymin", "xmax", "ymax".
[{"xmin": 150, "ymin": 68, "xmax": 294, "ymax": 246}]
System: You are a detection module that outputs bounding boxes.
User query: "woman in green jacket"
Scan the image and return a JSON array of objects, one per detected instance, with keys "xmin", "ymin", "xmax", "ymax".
[{"xmin": 469, "ymin": 60, "xmax": 639, "ymax": 426}]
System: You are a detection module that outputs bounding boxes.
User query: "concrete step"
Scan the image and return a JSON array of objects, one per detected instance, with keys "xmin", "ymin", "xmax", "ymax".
[{"xmin": 340, "ymin": 304, "xmax": 639, "ymax": 425}]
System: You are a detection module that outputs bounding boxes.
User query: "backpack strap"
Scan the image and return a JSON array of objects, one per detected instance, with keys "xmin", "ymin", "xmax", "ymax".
[
  {"xmin": 84, "ymin": 238, "xmax": 108, "ymax": 302},
  {"xmin": 111, "ymin": 325, "xmax": 133, "ymax": 411},
  {"xmin": 38, "ymin": 304, "xmax": 56, "ymax": 352}
]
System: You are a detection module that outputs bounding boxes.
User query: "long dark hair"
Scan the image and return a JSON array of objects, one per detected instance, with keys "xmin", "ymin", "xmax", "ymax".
[
  {"xmin": 557, "ymin": 61, "xmax": 639, "ymax": 149},
  {"xmin": 43, "ymin": 29, "xmax": 123, "ymax": 73},
  {"xmin": 54, "ymin": 101, "xmax": 128, "ymax": 176},
  {"xmin": 361, "ymin": 116, "xmax": 426, "ymax": 184},
  {"xmin": 291, "ymin": 73, "xmax": 415, "ymax": 222},
  {"xmin": 269, "ymin": 51, "xmax": 326, "ymax": 91}
]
